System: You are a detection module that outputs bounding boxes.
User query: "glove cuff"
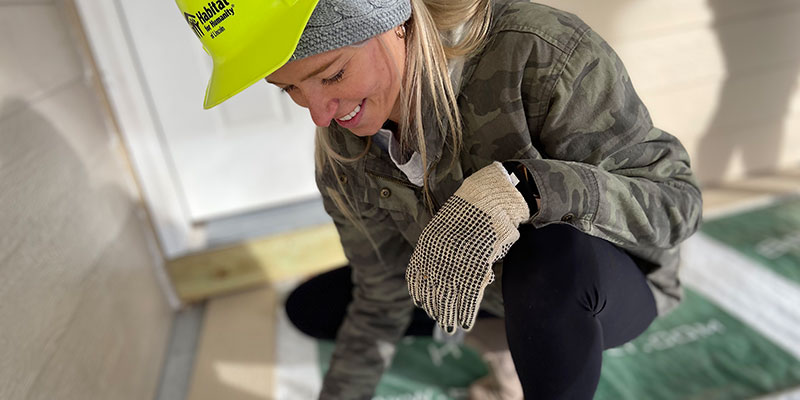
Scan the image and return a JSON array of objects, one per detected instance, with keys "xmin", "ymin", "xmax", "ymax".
[{"xmin": 455, "ymin": 161, "xmax": 530, "ymax": 227}]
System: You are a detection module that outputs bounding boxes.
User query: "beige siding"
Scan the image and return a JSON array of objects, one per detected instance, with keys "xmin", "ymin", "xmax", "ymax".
[
  {"xmin": 0, "ymin": 1, "xmax": 171, "ymax": 400},
  {"xmin": 537, "ymin": 0, "xmax": 800, "ymax": 184}
]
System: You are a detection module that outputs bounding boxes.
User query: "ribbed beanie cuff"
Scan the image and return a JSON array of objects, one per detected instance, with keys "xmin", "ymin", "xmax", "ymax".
[{"xmin": 291, "ymin": 0, "xmax": 412, "ymax": 61}]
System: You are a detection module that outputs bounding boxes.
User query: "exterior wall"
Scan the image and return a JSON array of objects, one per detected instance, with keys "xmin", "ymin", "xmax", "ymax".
[
  {"xmin": 0, "ymin": 1, "xmax": 172, "ymax": 399},
  {"xmin": 537, "ymin": 0, "xmax": 800, "ymax": 184}
]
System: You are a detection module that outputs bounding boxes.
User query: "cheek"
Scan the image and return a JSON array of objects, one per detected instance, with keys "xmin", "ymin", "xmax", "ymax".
[
  {"xmin": 374, "ymin": 61, "xmax": 400, "ymax": 101},
  {"xmin": 357, "ymin": 54, "xmax": 391, "ymax": 97},
  {"xmin": 340, "ymin": 79, "xmax": 374, "ymax": 102},
  {"xmin": 357, "ymin": 69, "xmax": 390, "ymax": 101},
  {"xmin": 288, "ymin": 91, "xmax": 308, "ymax": 108}
]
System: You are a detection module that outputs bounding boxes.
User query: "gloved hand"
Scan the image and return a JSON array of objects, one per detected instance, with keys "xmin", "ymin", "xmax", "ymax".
[{"xmin": 406, "ymin": 161, "xmax": 529, "ymax": 334}]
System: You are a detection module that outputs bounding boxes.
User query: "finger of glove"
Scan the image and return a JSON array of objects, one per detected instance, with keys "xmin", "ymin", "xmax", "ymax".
[
  {"xmin": 424, "ymin": 269, "xmax": 439, "ymax": 321},
  {"xmin": 408, "ymin": 245, "xmax": 434, "ymax": 311},
  {"xmin": 455, "ymin": 247, "xmax": 493, "ymax": 329},
  {"xmin": 439, "ymin": 284, "xmax": 458, "ymax": 335},
  {"xmin": 433, "ymin": 266, "xmax": 450, "ymax": 324},
  {"xmin": 410, "ymin": 261, "xmax": 435, "ymax": 319},
  {"xmin": 406, "ymin": 266, "xmax": 423, "ymax": 308},
  {"xmin": 406, "ymin": 252, "xmax": 424, "ymax": 307},
  {"xmin": 420, "ymin": 227, "xmax": 453, "ymax": 322},
  {"xmin": 416, "ymin": 274, "xmax": 435, "ymax": 318},
  {"xmin": 410, "ymin": 222, "xmax": 441, "ymax": 316},
  {"xmin": 458, "ymin": 270, "xmax": 494, "ymax": 331},
  {"xmin": 457, "ymin": 284, "xmax": 479, "ymax": 331}
]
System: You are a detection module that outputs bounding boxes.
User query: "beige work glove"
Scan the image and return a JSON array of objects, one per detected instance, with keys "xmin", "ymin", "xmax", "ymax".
[{"xmin": 406, "ymin": 161, "xmax": 529, "ymax": 334}]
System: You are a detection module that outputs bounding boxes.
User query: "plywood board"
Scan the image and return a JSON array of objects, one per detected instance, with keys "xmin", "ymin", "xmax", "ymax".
[{"xmin": 167, "ymin": 223, "xmax": 346, "ymax": 302}]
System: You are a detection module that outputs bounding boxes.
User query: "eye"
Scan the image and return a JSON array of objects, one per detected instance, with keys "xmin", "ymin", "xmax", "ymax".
[
  {"xmin": 280, "ymin": 85, "xmax": 295, "ymax": 93},
  {"xmin": 322, "ymin": 69, "xmax": 345, "ymax": 85}
]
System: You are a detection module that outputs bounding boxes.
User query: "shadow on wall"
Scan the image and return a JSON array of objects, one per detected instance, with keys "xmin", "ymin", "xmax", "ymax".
[
  {"xmin": 0, "ymin": 96, "xmax": 138, "ymax": 398},
  {"xmin": 696, "ymin": 0, "xmax": 800, "ymax": 184},
  {"xmin": 541, "ymin": 1, "xmax": 799, "ymax": 183},
  {"xmin": 0, "ymin": 96, "xmax": 128, "ymax": 249},
  {"xmin": 1, "ymin": 96, "xmax": 90, "ymax": 242}
]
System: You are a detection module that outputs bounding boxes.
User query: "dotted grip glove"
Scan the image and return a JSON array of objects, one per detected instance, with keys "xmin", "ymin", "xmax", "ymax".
[{"xmin": 406, "ymin": 161, "xmax": 529, "ymax": 334}]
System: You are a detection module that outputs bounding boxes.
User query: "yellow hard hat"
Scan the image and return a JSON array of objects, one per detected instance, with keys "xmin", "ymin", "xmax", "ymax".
[{"xmin": 175, "ymin": 0, "xmax": 320, "ymax": 109}]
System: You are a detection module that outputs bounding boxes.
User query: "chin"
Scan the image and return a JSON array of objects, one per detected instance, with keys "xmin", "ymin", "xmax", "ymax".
[
  {"xmin": 342, "ymin": 121, "xmax": 381, "ymax": 137},
  {"xmin": 345, "ymin": 130, "xmax": 380, "ymax": 138}
]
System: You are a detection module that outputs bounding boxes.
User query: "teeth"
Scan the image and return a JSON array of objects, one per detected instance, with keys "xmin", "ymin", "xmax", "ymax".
[{"xmin": 338, "ymin": 103, "xmax": 361, "ymax": 121}]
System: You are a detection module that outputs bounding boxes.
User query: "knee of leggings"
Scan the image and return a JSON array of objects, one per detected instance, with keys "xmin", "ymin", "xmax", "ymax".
[
  {"xmin": 284, "ymin": 289, "xmax": 303, "ymax": 326},
  {"xmin": 284, "ymin": 287, "xmax": 323, "ymax": 338},
  {"xmin": 504, "ymin": 224, "xmax": 602, "ymax": 314}
]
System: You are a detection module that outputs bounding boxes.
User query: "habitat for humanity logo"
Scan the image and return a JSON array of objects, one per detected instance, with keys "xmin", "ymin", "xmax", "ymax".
[{"xmin": 185, "ymin": 0, "xmax": 236, "ymax": 40}]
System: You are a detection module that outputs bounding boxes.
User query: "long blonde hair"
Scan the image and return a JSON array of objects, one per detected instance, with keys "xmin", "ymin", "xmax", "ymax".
[{"xmin": 314, "ymin": 0, "xmax": 493, "ymax": 226}]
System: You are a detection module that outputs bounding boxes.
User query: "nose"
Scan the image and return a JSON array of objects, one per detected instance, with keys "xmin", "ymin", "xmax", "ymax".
[{"xmin": 307, "ymin": 92, "xmax": 339, "ymax": 127}]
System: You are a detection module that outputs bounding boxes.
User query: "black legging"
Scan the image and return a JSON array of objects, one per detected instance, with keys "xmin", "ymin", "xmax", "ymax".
[{"xmin": 285, "ymin": 223, "xmax": 658, "ymax": 399}]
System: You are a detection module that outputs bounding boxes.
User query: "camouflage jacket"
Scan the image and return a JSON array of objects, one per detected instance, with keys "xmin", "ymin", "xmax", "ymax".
[{"xmin": 314, "ymin": 0, "xmax": 703, "ymax": 397}]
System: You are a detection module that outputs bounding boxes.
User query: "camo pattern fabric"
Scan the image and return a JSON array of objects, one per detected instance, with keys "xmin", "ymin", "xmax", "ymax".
[{"xmin": 313, "ymin": 0, "xmax": 703, "ymax": 397}]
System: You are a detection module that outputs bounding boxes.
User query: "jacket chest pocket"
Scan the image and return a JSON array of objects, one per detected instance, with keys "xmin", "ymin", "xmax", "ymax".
[{"xmin": 365, "ymin": 172, "xmax": 430, "ymax": 247}]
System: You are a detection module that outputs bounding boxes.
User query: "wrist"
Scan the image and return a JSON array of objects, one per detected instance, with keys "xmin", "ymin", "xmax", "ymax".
[{"xmin": 502, "ymin": 161, "xmax": 540, "ymax": 217}]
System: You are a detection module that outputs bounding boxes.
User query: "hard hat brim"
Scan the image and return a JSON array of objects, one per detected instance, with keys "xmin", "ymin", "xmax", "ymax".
[{"xmin": 202, "ymin": 0, "xmax": 320, "ymax": 109}]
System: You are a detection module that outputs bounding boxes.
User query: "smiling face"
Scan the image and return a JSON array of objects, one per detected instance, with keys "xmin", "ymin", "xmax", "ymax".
[{"xmin": 266, "ymin": 28, "xmax": 406, "ymax": 137}]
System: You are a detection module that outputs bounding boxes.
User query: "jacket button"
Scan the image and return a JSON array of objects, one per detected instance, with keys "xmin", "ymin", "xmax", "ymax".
[
  {"xmin": 380, "ymin": 188, "xmax": 392, "ymax": 198},
  {"xmin": 338, "ymin": 175, "xmax": 348, "ymax": 184},
  {"xmin": 561, "ymin": 213, "xmax": 575, "ymax": 223}
]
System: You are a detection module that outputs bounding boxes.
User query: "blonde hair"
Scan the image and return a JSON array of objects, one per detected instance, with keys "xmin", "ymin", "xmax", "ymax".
[{"xmin": 314, "ymin": 0, "xmax": 493, "ymax": 227}]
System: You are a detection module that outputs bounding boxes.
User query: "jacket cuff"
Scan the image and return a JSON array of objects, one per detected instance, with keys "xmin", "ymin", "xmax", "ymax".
[{"xmin": 515, "ymin": 158, "xmax": 599, "ymax": 232}]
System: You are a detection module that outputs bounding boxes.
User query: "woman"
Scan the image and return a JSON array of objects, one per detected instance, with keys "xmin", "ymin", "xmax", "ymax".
[{"xmin": 176, "ymin": 0, "xmax": 703, "ymax": 398}]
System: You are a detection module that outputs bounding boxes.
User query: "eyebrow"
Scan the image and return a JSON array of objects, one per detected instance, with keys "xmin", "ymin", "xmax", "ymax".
[{"xmin": 266, "ymin": 54, "xmax": 343, "ymax": 86}]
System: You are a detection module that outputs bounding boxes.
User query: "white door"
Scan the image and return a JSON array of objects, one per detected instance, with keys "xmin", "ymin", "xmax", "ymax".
[
  {"xmin": 118, "ymin": 0, "xmax": 318, "ymax": 221},
  {"xmin": 75, "ymin": 1, "xmax": 322, "ymax": 257}
]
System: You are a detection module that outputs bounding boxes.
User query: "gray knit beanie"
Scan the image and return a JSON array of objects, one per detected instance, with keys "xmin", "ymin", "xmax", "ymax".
[{"xmin": 290, "ymin": 0, "xmax": 412, "ymax": 61}]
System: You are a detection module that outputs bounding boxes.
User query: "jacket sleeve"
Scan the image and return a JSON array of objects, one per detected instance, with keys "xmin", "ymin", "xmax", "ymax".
[
  {"xmin": 518, "ymin": 27, "xmax": 703, "ymax": 249},
  {"xmin": 316, "ymin": 183, "xmax": 416, "ymax": 399}
]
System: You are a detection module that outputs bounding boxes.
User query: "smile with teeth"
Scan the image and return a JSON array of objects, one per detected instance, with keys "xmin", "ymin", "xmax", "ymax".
[{"xmin": 337, "ymin": 101, "xmax": 362, "ymax": 121}]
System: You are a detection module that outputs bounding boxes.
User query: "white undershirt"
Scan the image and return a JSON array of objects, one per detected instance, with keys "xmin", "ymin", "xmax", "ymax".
[
  {"xmin": 373, "ymin": 129, "xmax": 425, "ymax": 187},
  {"xmin": 372, "ymin": 128, "xmax": 517, "ymax": 188}
]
